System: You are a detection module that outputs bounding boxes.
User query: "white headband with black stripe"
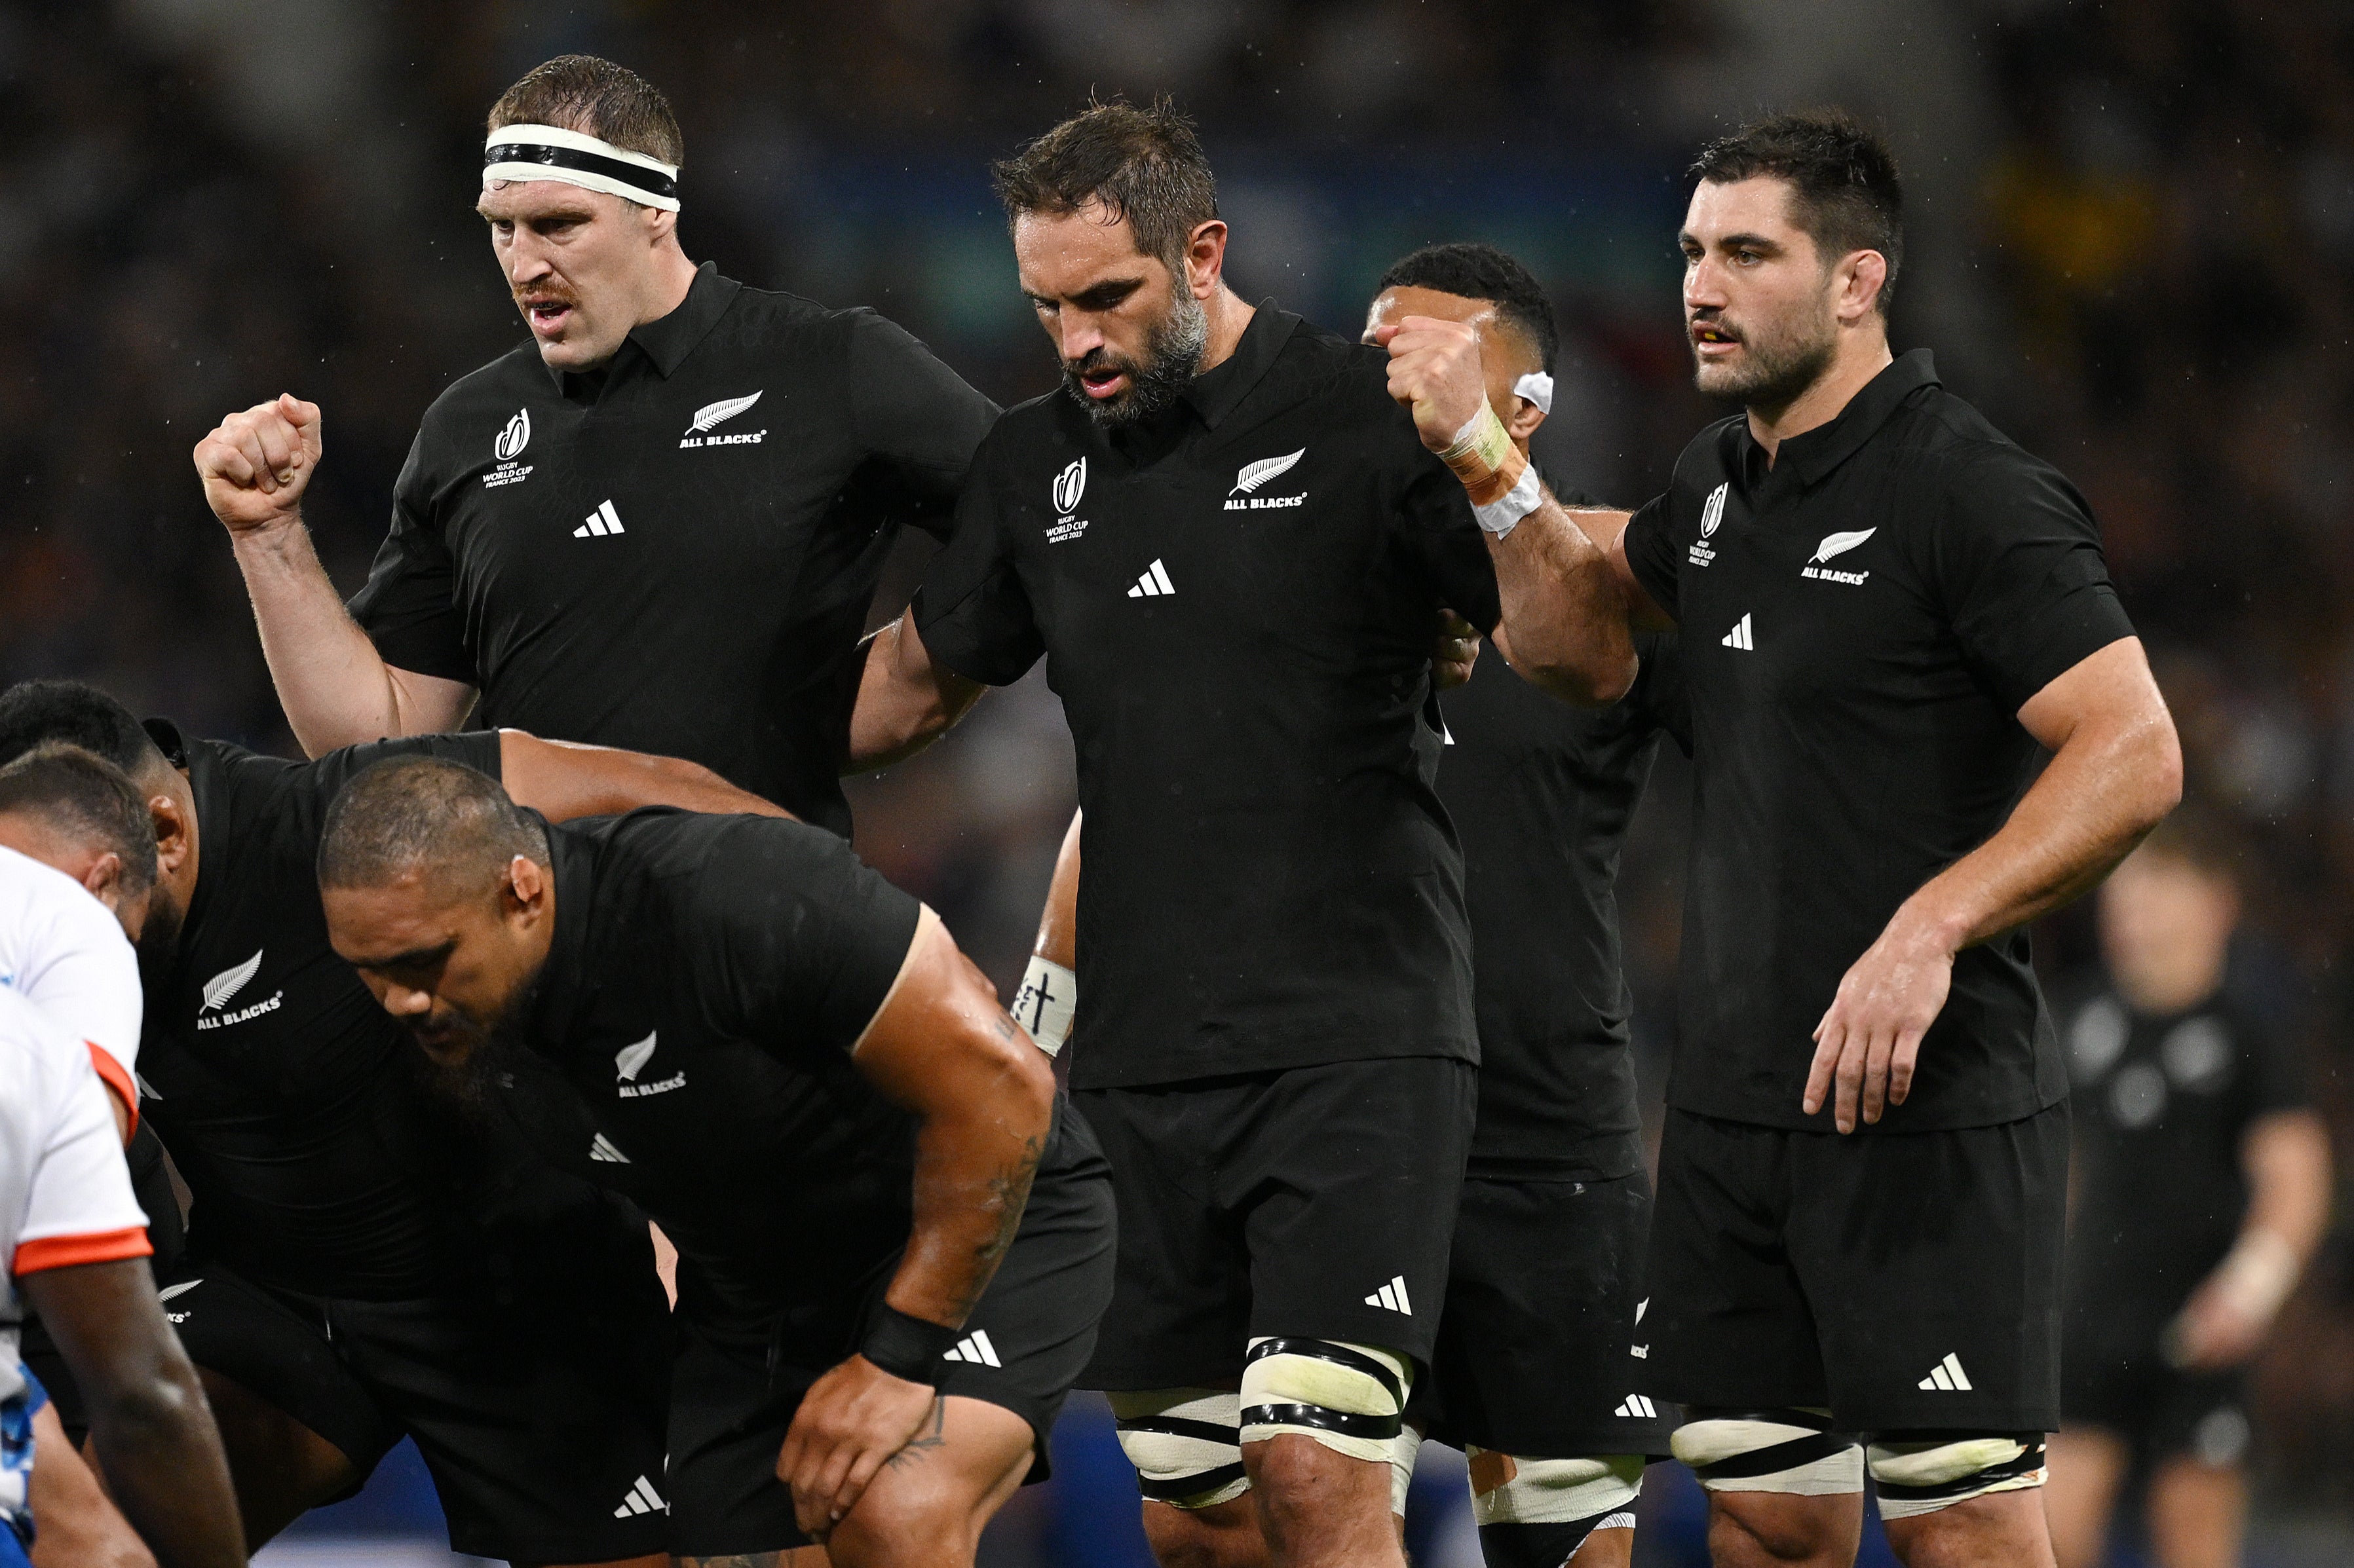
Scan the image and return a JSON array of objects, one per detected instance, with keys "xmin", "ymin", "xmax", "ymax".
[{"xmin": 483, "ymin": 124, "xmax": 680, "ymax": 211}]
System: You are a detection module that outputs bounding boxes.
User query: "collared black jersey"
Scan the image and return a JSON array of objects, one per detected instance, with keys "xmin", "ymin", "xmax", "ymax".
[
  {"xmin": 349, "ymin": 264, "xmax": 998, "ymax": 835},
  {"xmin": 1439, "ymin": 632, "xmax": 1687, "ymax": 1178},
  {"xmin": 915, "ymin": 307, "xmax": 1504, "ymax": 1091},
  {"xmin": 497, "ymin": 810, "xmax": 932, "ymax": 1331},
  {"xmin": 1623, "ymin": 350, "xmax": 2136, "ymax": 1132},
  {"xmin": 136, "ymin": 726, "xmax": 580, "ymax": 1298},
  {"xmin": 2059, "ymin": 980, "xmax": 2307, "ymax": 1340}
]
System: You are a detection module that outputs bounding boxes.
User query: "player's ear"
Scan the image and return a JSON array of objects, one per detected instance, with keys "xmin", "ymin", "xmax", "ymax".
[
  {"xmin": 149, "ymin": 793, "xmax": 193, "ymax": 878},
  {"xmin": 1504, "ymin": 397, "xmax": 1546, "ymax": 443},
  {"xmin": 79, "ymin": 851, "xmax": 124, "ymax": 902},
  {"xmin": 1181, "ymin": 219, "xmax": 1228, "ymax": 301},
  {"xmin": 1839, "ymin": 249, "xmax": 1888, "ymax": 326}
]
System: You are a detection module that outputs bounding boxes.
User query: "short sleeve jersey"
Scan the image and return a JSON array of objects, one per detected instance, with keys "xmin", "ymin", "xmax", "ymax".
[
  {"xmin": 0, "ymin": 846, "xmax": 142, "ymax": 1106},
  {"xmin": 1621, "ymin": 350, "xmax": 2136, "ymax": 1130},
  {"xmin": 2058, "ymin": 981, "xmax": 2308, "ymax": 1337},
  {"xmin": 915, "ymin": 307, "xmax": 1504, "ymax": 1090},
  {"xmin": 1437, "ymin": 632, "xmax": 1688, "ymax": 1178},
  {"xmin": 134, "ymin": 724, "xmax": 551, "ymax": 1297},
  {"xmin": 348, "ymin": 264, "xmax": 1000, "ymax": 835},
  {"xmin": 499, "ymin": 810, "xmax": 925, "ymax": 1329}
]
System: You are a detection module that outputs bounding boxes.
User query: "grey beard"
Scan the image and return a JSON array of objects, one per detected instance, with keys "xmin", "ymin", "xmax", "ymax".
[{"xmin": 1066, "ymin": 291, "xmax": 1210, "ymax": 428}]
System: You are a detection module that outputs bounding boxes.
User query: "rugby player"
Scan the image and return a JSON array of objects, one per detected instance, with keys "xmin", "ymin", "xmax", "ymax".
[
  {"xmin": 196, "ymin": 54, "xmax": 999, "ymax": 832},
  {"xmin": 0, "ymin": 679, "xmax": 800, "ymax": 1565},
  {"xmin": 0, "ymin": 747, "xmax": 245, "ymax": 1568},
  {"xmin": 1393, "ymin": 112, "xmax": 2182, "ymax": 1567},
  {"xmin": 850, "ymin": 101, "xmax": 1623, "ymax": 1568},
  {"xmin": 313, "ymin": 755, "xmax": 1116, "ymax": 1566},
  {"xmin": 2043, "ymin": 812, "xmax": 2330, "ymax": 1568}
]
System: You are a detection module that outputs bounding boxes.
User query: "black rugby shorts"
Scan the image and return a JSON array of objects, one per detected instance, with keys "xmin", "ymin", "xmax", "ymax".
[
  {"xmin": 1412, "ymin": 1170, "xmax": 1677, "ymax": 1459},
  {"xmin": 1645, "ymin": 1103, "xmax": 2068, "ymax": 1433},
  {"xmin": 1074, "ymin": 1055, "xmax": 1477, "ymax": 1389},
  {"xmin": 664, "ymin": 1108, "xmax": 1116, "ymax": 1558},
  {"xmin": 2063, "ymin": 1307, "xmax": 2252, "ymax": 1470}
]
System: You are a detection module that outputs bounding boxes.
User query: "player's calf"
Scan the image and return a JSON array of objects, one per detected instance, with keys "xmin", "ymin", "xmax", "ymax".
[{"xmin": 1465, "ymin": 1449, "xmax": 1643, "ymax": 1568}]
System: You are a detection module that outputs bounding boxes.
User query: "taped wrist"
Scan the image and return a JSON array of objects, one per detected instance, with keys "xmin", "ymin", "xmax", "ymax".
[
  {"xmin": 1011, "ymin": 955, "xmax": 1076, "ymax": 1056},
  {"xmin": 1109, "ymin": 1389, "xmax": 1249, "ymax": 1510},
  {"xmin": 1239, "ymin": 1337, "xmax": 1411, "ymax": 1465},
  {"xmin": 859, "ymin": 1304, "xmax": 959, "ymax": 1387},
  {"xmin": 1867, "ymin": 1433, "xmax": 2045, "ymax": 1519},
  {"xmin": 1671, "ymin": 1408, "xmax": 1863, "ymax": 1495},
  {"xmin": 1438, "ymin": 400, "xmax": 1530, "ymax": 498}
]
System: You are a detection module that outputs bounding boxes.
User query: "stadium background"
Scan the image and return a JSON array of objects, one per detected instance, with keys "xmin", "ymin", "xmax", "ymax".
[{"xmin": 1, "ymin": 0, "xmax": 2349, "ymax": 1561}]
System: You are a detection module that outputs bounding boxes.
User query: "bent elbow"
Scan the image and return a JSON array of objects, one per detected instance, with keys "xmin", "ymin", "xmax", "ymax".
[
  {"xmin": 2138, "ymin": 719, "xmax": 2186, "ymax": 830},
  {"xmin": 1530, "ymin": 650, "xmax": 1638, "ymax": 710}
]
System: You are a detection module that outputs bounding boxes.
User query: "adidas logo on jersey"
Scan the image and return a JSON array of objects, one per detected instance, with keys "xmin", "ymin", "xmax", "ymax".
[
  {"xmin": 575, "ymin": 500, "xmax": 626, "ymax": 538},
  {"xmin": 1614, "ymin": 1394, "xmax": 1660, "ymax": 1419},
  {"xmin": 1364, "ymin": 1275, "xmax": 1413, "ymax": 1315},
  {"xmin": 943, "ymin": 1330, "xmax": 1001, "ymax": 1368},
  {"xmin": 1918, "ymin": 1353, "xmax": 1973, "ymax": 1392},
  {"xmin": 589, "ymin": 1132, "xmax": 631, "ymax": 1164},
  {"xmin": 612, "ymin": 1474, "xmax": 667, "ymax": 1518},
  {"xmin": 1128, "ymin": 559, "xmax": 1176, "ymax": 597},
  {"xmin": 1721, "ymin": 612, "xmax": 1755, "ymax": 651}
]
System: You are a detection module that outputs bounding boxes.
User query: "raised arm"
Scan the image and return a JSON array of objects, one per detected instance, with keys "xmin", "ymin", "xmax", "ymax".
[
  {"xmin": 495, "ymin": 732, "xmax": 791, "ymax": 822},
  {"xmin": 779, "ymin": 907, "xmax": 1053, "ymax": 1531},
  {"xmin": 845, "ymin": 613, "xmax": 987, "ymax": 772},
  {"xmin": 194, "ymin": 396, "xmax": 474, "ymax": 756},
  {"xmin": 1805, "ymin": 637, "xmax": 2183, "ymax": 1132},
  {"xmin": 24, "ymin": 1258, "xmax": 246, "ymax": 1568},
  {"xmin": 1008, "ymin": 812, "xmax": 1081, "ymax": 1056}
]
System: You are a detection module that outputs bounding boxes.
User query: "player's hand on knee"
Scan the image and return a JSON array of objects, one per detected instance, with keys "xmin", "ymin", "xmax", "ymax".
[
  {"xmin": 1372, "ymin": 316, "xmax": 1489, "ymax": 453},
  {"xmin": 194, "ymin": 393, "xmax": 322, "ymax": 532},
  {"xmin": 1432, "ymin": 608, "xmax": 1481, "ymax": 690},
  {"xmin": 777, "ymin": 1353, "xmax": 940, "ymax": 1537},
  {"xmin": 1806, "ymin": 928, "xmax": 1952, "ymax": 1133}
]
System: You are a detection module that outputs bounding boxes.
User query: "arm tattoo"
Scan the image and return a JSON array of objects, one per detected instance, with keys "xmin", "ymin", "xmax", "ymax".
[{"xmin": 947, "ymin": 1133, "xmax": 1044, "ymax": 1320}]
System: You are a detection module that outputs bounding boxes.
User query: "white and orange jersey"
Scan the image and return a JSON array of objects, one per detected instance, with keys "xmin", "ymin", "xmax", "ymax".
[
  {"xmin": 0, "ymin": 846, "xmax": 142, "ymax": 1123},
  {"xmin": 0, "ymin": 984, "xmax": 150, "ymax": 1538}
]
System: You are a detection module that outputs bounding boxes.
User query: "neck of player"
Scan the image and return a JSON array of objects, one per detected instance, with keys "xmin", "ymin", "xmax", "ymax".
[
  {"xmin": 1193, "ymin": 284, "xmax": 1255, "ymax": 379},
  {"xmin": 1747, "ymin": 320, "xmax": 1894, "ymax": 462}
]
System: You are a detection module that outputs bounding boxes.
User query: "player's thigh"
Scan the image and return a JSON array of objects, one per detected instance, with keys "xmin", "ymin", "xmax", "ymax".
[
  {"xmin": 2042, "ymin": 1427, "xmax": 2129, "ymax": 1568},
  {"xmin": 825, "ymin": 1396, "xmax": 1033, "ymax": 1565},
  {"xmin": 1644, "ymin": 1111, "xmax": 1825, "ymax": 1411},
  {"xmin": 1790, "ymin": 1104, "xmax": 2066, "ymax": 1433},
  {"xmin": 27, "ymin": 1401, "xmax": 152, "ymax": 1568}
]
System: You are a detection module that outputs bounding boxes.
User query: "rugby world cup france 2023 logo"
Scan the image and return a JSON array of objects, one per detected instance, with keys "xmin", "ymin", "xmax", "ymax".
[
  {"xmin": 1053, "ymin": 457, "xmax": 1086, "ymax": 517},
  {"xmin": 495, "ymin": 409, "xmax": 531, "ymax": 462}
]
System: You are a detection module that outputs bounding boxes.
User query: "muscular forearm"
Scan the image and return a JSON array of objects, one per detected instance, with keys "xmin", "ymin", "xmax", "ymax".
[
  {"xmin": 1484, "ymin": 493, "xmax": 1637, "ymax": 706},
  {"xmin": 232, "ymin": 519, "xmax": 462, "ymax": 756},
  {"xmin": 85, "ymin": 1362, "xmax": 245, "ymax": 1568},
  {"xmin": 500, "ymin": 733, "xmax": 793, "ymax": 822},
  {"xmin": 844, "ymin": 614, "xmax": 985, "ymax": 772},
  {"xmin": 887, "ymin": 1074, "xmax": 1051, "ymax": 1327}
]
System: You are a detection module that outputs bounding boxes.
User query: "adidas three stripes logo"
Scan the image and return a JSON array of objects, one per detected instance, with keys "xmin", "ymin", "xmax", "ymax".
[{"xmin": 1127, "ymin": 559, "xmax": 1175, "ymax": 597}]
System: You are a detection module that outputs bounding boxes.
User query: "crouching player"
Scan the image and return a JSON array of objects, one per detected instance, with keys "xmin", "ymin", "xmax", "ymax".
[{"xmin": 316, "ymin": 756, "xmax": 1115, "ymax": 1566}]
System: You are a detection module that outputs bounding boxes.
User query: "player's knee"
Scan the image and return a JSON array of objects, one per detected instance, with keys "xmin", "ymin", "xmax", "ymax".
[
  {"xmin": 1111, "ymin": 1389, "xmax": 1251, "ymax": 1510},
  {"xmin": 1669, "ymin": 1408, "xmax": 1863, "ymax": 1495},
  {"xmin": 1237, "ymin": 1337, "xmax": 1411, "ymax": 1469},
  {"xmin": 829, "ymin": 1484, "xmax": 979, "ymax": 1567},
  {"xmin": 1865, "ymin": 1432, "xmax": 2045, "ymax": 1519},
  {"xmin": 1466, "ymin": 1449, "xmax": 1643, "ymax": 1568}
]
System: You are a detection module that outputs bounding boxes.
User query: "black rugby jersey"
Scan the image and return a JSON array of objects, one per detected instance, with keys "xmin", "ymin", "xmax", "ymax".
[
  {"xmin": 1440, "ymin": 631, "xmax": 1686, "ymax": 1179},
  {"xmin": 913, "ymin": 307, "xmax": 1504, "ymax": 1091},
  {"xmin": 2058, "ymin": 981, "xmax": 2307, "ymax": 1339},
  {"xmin": 1622, "ymin": 350, "xmax": 2136, "ymax": 1132},
  {"xmin": 499, "ymin": 810, "xmax": 973, "ymax": 1330},
  {"xmin": 136, "ymin": 725, "xmax": 573, "ymax": 1297},
  {"xmin": 349, "ymin": 263, "xmax": 998, "ymax": 834}
]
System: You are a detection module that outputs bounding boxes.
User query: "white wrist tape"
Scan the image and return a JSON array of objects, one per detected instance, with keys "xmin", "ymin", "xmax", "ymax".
[
  {"xmin": 1011, "ymin": 956, "xmax": 1076, "ymax": 1056},
  {"xmin": 2211, "ymin": 1228, "xmax": 2301, "ymax": 1324},
  {"xmin": 1473, "ymin": 462, "xmax": 1544, "ymax": 538}
]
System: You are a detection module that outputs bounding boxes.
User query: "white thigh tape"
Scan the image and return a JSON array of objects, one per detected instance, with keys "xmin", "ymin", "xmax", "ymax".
[
  {"xmin": 1240, "ymin": 1337, "xmax": 1411, "ymax": 1465},
  {"xmin": 1467, "ymin": 1449, "xmax": 1644, "ymax": 1526},
  {"xmin": 1391, "ymin": 1423, "xmax": 1424, "ymax": 1516},
  {"xmin": 1868, "ymin": 1435, "xmax": 2045, "ymax": 1520},
  {"xmin": 1110, "ymin": 1388, "xmax": 1249, "ymax": 1510},
  {"xmin": 1672, "ymin": 1411, "xmax": 1863, "ymax": 1496}
]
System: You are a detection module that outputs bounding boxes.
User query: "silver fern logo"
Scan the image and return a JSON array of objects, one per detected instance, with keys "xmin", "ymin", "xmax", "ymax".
[
  {"xmin": 1810, "ymin": 527, "xmax": 1876, "ymax": 563},
  {"xmin": 200, "ymin": 950, "xmax": 263, "ymax": 1013},
  {"xmin": 493, "ymin": 408, "xmax": 530, "ymax": 462},
  {"xmin": 1232, "ymin": 449, "xmax": 1306, "ymax": 495},
  {"xmin": 680, "ymin": 392, "xmax": 767, "ymax": 449},
  {"xmin": 615, "ymin": 1032, "xmax": 658, "ymax": 1081},
  {"xmin": 1052, "ymin": 457, "xmax": 1087, "ymax": 515}
]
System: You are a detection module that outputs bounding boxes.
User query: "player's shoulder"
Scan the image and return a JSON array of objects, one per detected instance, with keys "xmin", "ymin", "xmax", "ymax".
[
  {"xmin": 583, "ymin": 808, "xmax": 864, "ymax": 900},
  {"xmin": 708, "ymin": 280, "xmax": 869, "ymax": 350},
  {"xmin": 417, "ymin": 340, "xmax": 548, "ymax": 437},
  {"xmin": 1886, "ymin": 383, "xmax": 2065, "ymax": 489}
]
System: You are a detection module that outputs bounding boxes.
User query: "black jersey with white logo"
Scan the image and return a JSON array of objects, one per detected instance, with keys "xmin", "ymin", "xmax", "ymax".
[
  {"xmin": 913, "ymin": 307, "xmax": 1505, "ymax": 1091},
  {"xmin": 497, "ymin": 810, "xmax": 929, "ymax": 1330},
  {"xmin": 2058, "ymin": 982, "xmax": 2307, "ymax": 1337},
  {"xmin": 136, "ymin": 725, "xmax": 557, "ymax": 1297},
  {"xmin": 1621, "ymin": 350, "xmax": 2136, "ymax": 1132},
  {"xmin": 1439, "ymin": 631, "xmax": 1687, "ymax": 1178},
  {"xmin": 349, "ymin": 264, "xmax": 998, "ymax": 834}
]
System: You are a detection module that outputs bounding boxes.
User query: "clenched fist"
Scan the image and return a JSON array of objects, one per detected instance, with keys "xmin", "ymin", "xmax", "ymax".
[
  {"xmin": 1373, "ymin": 316, "xmax": 1489, "ymax": 453},
  {"xmin": 194, "ymin": 394, "xmax": 322, "ymax": 534}
]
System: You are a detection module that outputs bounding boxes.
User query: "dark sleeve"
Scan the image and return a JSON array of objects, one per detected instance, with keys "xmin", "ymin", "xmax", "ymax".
[
  {"xmin": 846, "ymin": 310, "xmax": 1002, "ymax": 542},
  {"xmin": 301, "ymin": 730, "xmax": 506, "ymax": 800},
  {"xmin": 1629, "ymin": 631, "xmax": 1693, "ymax": 756},
  {"xmin": 1933, "ymin": 448, "xmax": 2137, "ymax": 713},
  {"xmin": 1397, "ymin": 443, "xmax": 1502, "ymax": 634},
  {"xmin": 909, "ymin": 430, "xmax": 1046, "ymax": 686},
  {"xmin": 698, "ymin": 819, "xmax": 925, "ymax": 1057},
  {"xmin": 2247, "ymin": 1009, "xmax": 2313, "ymax": 1120},
  {"xmin": 1621, "ymin": 492, "xmax": 1680, "ymax": 621},
  {"xmin": 346, "ymin": 434, "xmax": 478, "ymax": 683}
]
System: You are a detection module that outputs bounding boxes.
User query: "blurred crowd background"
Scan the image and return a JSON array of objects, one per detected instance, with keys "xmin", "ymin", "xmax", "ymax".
[{"xmin": 3, "ymin": 0, "xmax": 2351, "ymax": 1563}]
